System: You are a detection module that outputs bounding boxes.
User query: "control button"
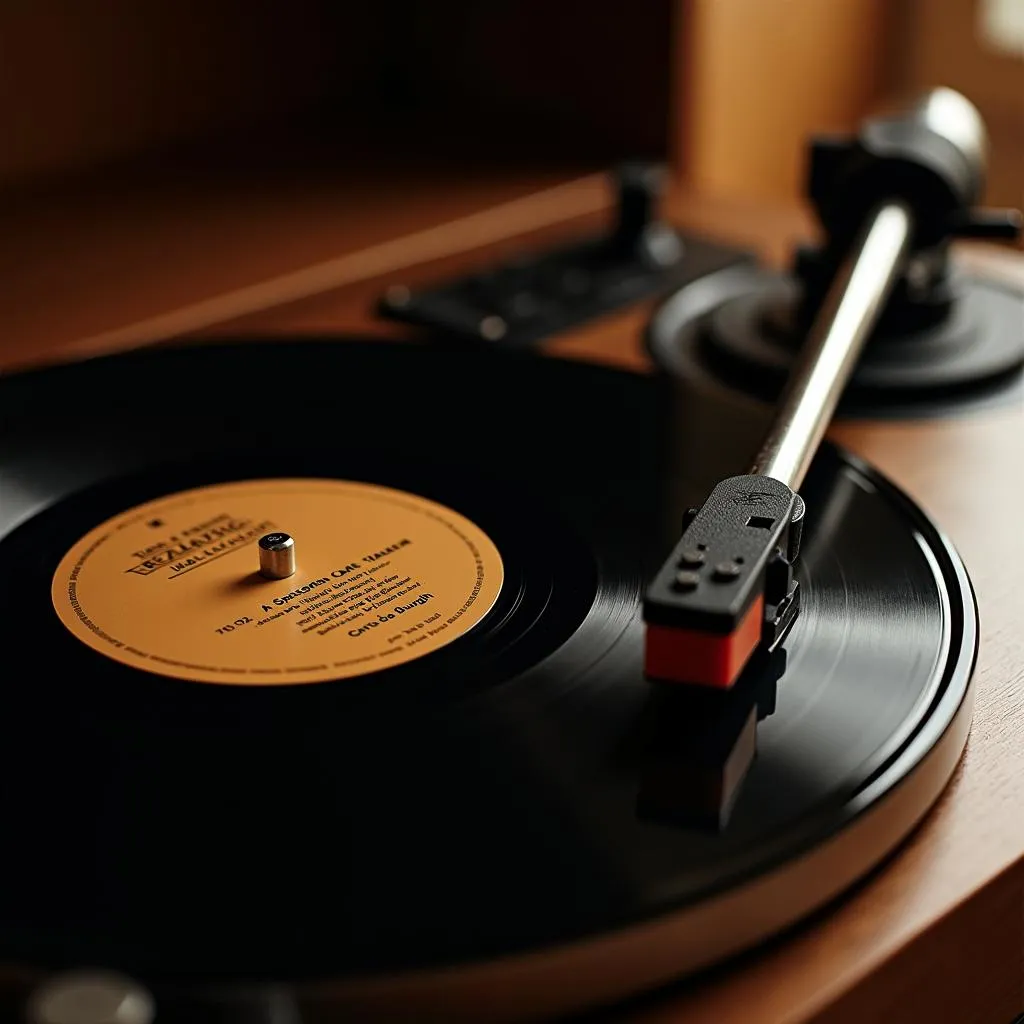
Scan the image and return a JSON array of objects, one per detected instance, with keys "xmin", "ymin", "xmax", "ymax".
[
  {"xmin": 677, "ymin": 548, "xmax": 705, "ymax": 568},
  {"xmin": 712, "ymin": 561, "xmax": 742, "ymax": 582},
  {"xmin": 673, "ymin": 570, "xmax": 701, "ymax": 592},
  {"xmin": 478, "ymin": 315, "xmax": 508, "ymax": 341}
]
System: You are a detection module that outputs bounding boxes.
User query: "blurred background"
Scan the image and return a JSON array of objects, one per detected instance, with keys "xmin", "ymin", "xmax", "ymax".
[{"xmin": 0, "ymin": 0, "xmax": 1020, "ymax": 368}]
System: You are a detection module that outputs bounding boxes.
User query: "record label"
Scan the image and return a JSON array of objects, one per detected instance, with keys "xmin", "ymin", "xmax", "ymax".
[{"xmin": 50, "ymin": 478, "xmax": 504, "ymax": 685}]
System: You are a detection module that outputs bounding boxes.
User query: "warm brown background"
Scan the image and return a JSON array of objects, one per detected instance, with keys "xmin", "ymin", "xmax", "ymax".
[{"xmin": 2, "ymin": 1, "xmax": 1018, "ymax": 199}]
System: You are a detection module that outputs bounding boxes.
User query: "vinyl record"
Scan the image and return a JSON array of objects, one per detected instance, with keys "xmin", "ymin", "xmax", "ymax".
[{"xmin": 0, "ymin": 339, "xmax": 975, "ymax": 1021}]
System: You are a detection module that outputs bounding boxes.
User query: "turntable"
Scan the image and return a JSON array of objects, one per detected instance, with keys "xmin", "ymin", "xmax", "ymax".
[{"xmin": 1, "ymin": 78, "xmax": 1022, "ymax": 1024}]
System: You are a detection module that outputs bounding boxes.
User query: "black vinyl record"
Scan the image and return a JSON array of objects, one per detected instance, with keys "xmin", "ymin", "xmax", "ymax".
[{"xmin": 0, "ymin": 339, "xmax": 975, "ymax": 1021}]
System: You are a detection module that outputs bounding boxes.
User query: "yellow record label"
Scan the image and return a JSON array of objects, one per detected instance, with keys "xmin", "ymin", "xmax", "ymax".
[{"xmin": 50, "ymin": 478, "xmax": 504, "ymax": 685}]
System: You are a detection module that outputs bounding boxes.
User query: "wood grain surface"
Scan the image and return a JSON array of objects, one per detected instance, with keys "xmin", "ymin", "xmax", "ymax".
[
  {"xmin": 0, "ymin": 160, "xmax": 610, "ymax": 373},
  {"xmin": 3, "ymin": 175, "xmax": 1022, "ymax": 1024},
  {"xmin": 676, "ymin": 0, "xmax": 891, "ymax": 201}
]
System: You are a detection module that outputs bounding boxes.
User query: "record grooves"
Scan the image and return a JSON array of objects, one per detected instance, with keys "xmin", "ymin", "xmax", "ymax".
[{"xmin": 0, "ymin": 339, "xmax": 976, "ymax": 1020}]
